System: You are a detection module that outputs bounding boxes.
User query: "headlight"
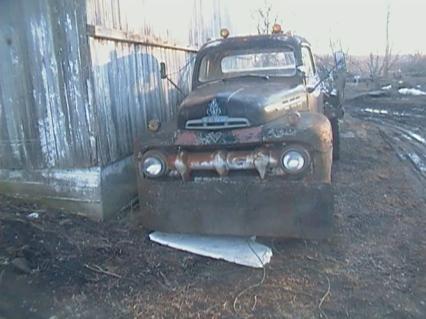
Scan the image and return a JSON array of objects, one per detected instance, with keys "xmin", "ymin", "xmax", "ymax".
[
  {"xmin": 281, "ymin": 147, "xmax": 310, "ymax": 174},
  {"xmin": 141, "ymin": 154, "xmax": 166, "ymax": 178},
  {"xmin": 148, "ymin": 119, "xmax": 161, "ymax": 132}
]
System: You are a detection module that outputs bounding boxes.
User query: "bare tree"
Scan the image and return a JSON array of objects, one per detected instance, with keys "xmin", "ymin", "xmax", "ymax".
[
  {"xmin": 367, "ymin": 5, "xmax": 399, "ymax": 82},
  {"xmin": 382, "ymin": 5, "xmax": 391, "ymax": 78},
  {"xmin": 400, "ymin": 53, "xmax": 426, "ymax": 76},
  {"xmin": 382, "ymin": 5, "xmax": 399, "ymax": 78},
  {"xmin": 367, "ymin": 53, "xmax": 384, "ymax": 82},
  {"xmin": 254, "ymin": 0, "xmax": 278, "ymax": 35}
]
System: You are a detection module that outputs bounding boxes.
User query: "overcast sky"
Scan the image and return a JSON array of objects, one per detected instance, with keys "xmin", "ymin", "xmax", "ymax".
[{"xmin": 225, "ymin": 0, "xmax": 425, "ymax": 55}]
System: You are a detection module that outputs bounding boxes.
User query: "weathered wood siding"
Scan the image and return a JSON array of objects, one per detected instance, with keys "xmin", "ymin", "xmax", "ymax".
[
  {"xmin": 86, "ymin": 0, "xmax": 230, "ymax": 164},
  {"xmin": 89, "ymin": 39, "xmax": 194, "ymax": 164},
  {"xmin": 0, "ymin": 0, "xmax": 96, "ymax": 170},
  {"xmin": 86, "ymin": 0, "xmax": 228, "ymax": 48},
  {"xmin": 0, "ymin": 0, "xmax": 231, "ymax": 217},
  {"xmin": 0, "ymin": 0, "xmax": 230, "ymax": 169}
]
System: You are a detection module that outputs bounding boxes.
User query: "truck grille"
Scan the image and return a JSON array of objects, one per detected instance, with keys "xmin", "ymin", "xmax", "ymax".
[
  {"xmin": 185, "ymin": 116, "xmax": 250, "ymax": 130},
  {"xmin": 169, "ymin": 148, "xmax": 281, "ymax": 181}
]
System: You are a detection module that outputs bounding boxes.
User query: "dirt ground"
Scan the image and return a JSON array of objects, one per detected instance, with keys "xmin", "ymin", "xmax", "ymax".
[{"xmin": 1, "ymin": 90, "xmax": 426, "ymax": 319}]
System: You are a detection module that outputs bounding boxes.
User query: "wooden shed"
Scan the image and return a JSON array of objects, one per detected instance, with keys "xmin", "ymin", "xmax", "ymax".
[{"xmin": 0, "ymin": 0, "xmax": 230, "ymax": 219}]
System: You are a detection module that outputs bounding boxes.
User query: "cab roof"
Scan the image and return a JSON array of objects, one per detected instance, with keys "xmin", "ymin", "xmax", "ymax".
[{"xmin": 199, "ymin": 33, "xmax": 311, "ymax": 53}]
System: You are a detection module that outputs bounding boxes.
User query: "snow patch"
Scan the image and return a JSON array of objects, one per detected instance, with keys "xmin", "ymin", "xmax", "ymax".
[
  {"xmin": 341, "ymin": 132, "xmax": 356, "ymax": 138},
  {"xmin": 407, "ymin": 153, "xmax": 426, "ymax": 173},
  {"xmin": 398, "ymin": 88, "xmax": 426, "ymax": 96},
  {"xmin": 405, "ymin": 131, "xmax": 426, "ymax": 145},
  {"xmin": 363, "ymin": 108, "xmax": 389, "ymax": 115},
  {"xmin": 27, "ymin": 212, "xmax": 40, "ymax": 220}
]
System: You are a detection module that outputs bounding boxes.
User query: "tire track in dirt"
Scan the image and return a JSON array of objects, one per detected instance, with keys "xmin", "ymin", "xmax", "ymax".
[{"xmin": 352, "ymin": 106, "xmax": 426, "ymax": 179}]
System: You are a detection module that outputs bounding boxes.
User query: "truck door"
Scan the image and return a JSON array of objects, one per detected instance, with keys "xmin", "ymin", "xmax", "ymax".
[{"xmin": 301, "ymin": 46, "xmax": 323, "ymax": 113}]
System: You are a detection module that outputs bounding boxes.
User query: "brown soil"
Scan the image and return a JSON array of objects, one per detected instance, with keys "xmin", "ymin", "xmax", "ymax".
[{"xmin": 1, "ymin": 94, "xmax": 425, "ymax": 319}]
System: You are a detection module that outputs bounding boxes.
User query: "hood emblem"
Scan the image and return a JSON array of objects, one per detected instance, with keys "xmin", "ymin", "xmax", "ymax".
[{"xmin": 206, "ymin": 99, "xmax": 222, "ymax": 117}]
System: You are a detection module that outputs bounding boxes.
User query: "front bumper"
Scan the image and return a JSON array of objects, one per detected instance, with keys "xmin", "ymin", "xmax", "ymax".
[{"xmin": 138, "ymin": 178, "xmax": 333, "ymax": 239}]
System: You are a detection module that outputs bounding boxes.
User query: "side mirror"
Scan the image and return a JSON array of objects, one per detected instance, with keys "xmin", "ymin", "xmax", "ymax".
[
  {"xmin": 160, "ymin": 62, "xmax": 167, "ymax": 79},
  {"xmin": 297, "ymin": 65, "xmax": 306, "ymax": 77},
  {"xmin": 307, "ymin": 86, "xmax": 316, "ymax": 94},
  {"xmin": 159, "ymin": 62, "xmax": 186, "ymax": 97},
  {"xmin": 297, "ymin": 66, "xmax": 308, "ymax": 84}
]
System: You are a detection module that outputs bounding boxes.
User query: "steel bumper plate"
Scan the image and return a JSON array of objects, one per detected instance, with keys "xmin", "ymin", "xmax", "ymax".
[{"xmin": 138, "ymin": 179, "xmax": 334, "ymax": 239}]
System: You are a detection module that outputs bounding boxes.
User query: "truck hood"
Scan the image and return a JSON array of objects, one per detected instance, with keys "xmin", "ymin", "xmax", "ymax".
[{"xmin": 177, "ymin": 77, "xmax": 307, "ymax": 129}]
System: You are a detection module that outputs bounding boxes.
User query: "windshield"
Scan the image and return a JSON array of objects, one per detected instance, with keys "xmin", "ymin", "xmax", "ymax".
[{"xmin": 198, "ymin": 48, "xmax": 296, "ymax": 83}]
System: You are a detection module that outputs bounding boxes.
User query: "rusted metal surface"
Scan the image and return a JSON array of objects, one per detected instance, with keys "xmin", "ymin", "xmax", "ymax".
[
  {"xmin": 166, "ymin": 147, "xmax": 280, "ymax": 180},
  {"xmin": 136, "ymin": 112, "xmax": 333, "ymax": 237},
  {"xmin": 139, "ymin": 112, "xmax": 332, "ymax": 153},
  {"xmin": 174, "ymin": 126, "xmax": 262, "ymax": 146},
  {"xmin": 138, "ymin": 178, "xmax": 333, "ymax": 239},
  {"xmin": 135, "ymin": 33, "xmax": 335, "ymax": 237}
]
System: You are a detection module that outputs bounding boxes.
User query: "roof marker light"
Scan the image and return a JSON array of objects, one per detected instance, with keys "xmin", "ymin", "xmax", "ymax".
[
  {"xmin": 220, "ymin": 28, "xmax": 230, "ymax": 39},
  {"xmin": 272, "ymin": 24, "xmax": 283, "ymax": 34}
]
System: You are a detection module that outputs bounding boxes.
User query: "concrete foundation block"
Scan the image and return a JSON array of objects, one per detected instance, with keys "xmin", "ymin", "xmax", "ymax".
[{"xmin": 0, "ymin": 156, "xmax": 137, "ymax": 220}]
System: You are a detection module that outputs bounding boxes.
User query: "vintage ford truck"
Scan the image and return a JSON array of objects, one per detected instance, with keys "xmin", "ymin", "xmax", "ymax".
[{"xmin": 135, "ymin": 26, "xmax": 344, "ymax": 238}]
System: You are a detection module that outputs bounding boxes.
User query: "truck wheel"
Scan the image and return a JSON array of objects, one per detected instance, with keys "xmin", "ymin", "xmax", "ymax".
[{"xmin": 330, "ymin": 118, "xmax": 340, "ymax": 161}]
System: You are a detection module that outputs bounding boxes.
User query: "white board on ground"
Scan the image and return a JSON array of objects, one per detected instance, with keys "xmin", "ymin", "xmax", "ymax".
[
  {"xmin": 149, "ymin": 232, "xmax": 272, "ymax": 268},
  {"xmin": 398, "ymin": 88, "xmax": 426, "ymax": 96}
]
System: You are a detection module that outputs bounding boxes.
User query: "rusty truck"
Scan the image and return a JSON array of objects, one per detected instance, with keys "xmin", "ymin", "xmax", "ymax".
[{"xmin": 135, "ymin": 25, "xmax": 345, "ymax": 238}]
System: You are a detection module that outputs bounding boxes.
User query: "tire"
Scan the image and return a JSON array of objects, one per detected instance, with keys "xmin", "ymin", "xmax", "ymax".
[{"xmin": 330, "ymin": 118, "xmax": 340, "ymax": 161}]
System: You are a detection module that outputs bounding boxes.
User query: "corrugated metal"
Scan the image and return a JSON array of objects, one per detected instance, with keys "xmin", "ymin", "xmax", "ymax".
[
  {"xmin": 0, "ymin": 0, "xmax": 230, "ymax": 168},
  {"xmin": 0, "ymin": 0, "xmax": 95, "ymax": 170},
  {"xmin": 0, "ymin": 0, "xmax": 232, "ymax": 217},
  {"xmin": 86, "ymin": 0, "xmax": 230, "ymax": 164},
  {"xmin": 89, "ymin": 38, "xmax": 195, "ymax": 164},
  {"xmin": 86, "ymin": 0, "xmax": 229, "ymax": 48}
]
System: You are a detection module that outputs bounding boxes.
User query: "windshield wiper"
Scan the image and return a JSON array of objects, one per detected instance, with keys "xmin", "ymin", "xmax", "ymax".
[{"xmin": 223, "ymin": 74, "xmax": 270, "ymax": 81}]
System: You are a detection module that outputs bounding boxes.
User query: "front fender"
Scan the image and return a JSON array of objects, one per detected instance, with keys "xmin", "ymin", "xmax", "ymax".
[{"xmin": 262, "ymin": 112, "xmax": 333, "ymax": 182}]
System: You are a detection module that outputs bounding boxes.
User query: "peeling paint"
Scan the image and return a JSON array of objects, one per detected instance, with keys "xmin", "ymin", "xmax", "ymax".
[
  {"xmin": 0, "ymin": 0, "xmax": 232, "ymax": 218},
  {"xmin": 40, "ymin": 168, "xmax": 101, "ymax": 188},
  {"xmin": 0, "ymin": 0, "xmax": 94, "ymax": 170}
]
